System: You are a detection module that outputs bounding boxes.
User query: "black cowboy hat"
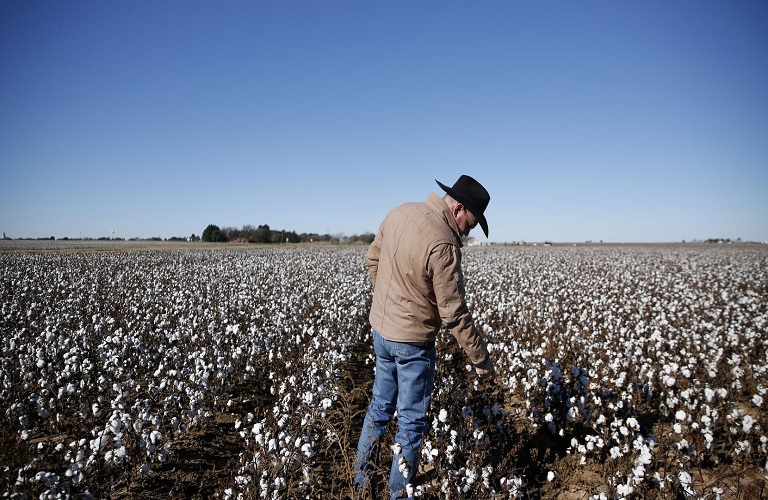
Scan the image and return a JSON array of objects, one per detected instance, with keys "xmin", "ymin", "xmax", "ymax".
[{"xmin": 436, "ymin": 175, "xmax": 490, "ymax": 238}]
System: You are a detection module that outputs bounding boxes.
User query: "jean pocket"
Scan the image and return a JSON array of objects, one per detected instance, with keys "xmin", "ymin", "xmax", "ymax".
[{"xmin": 394, "ymin": 341, "xmax": 431, "ymax": 358}]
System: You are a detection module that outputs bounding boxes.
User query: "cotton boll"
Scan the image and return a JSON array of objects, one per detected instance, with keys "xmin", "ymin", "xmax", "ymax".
[
  {"xmin": 735, "ymin": 440, "xmax": 752, "ymax": 455},
  {"xmin": 149, "ymin": 430, "xmax": 162, "ymax": 445},
  {"xmin": 596, "ymin": 414, "xmax": 607, "ymax": 425},
  {"xmin": 398, "ymin": 457, "xmax": 409, "ymax": 477},
  {"xmin": 279, "ymin": 431, "xmax": 292, "ymax": 447},
  {"xmin": 742, "ymin": 415, "xmax": 754, "ymax": 433},
  {"xmin": 567, "ymin": 406, "xmax": 579, "ymax": 422},
  {"xmin": 277, "ymin": 414, "xmax": 290, "ymax": 428},
  {"xmin": 109, "ymin": 418, "xmax": 122, "ymax": 435},
  {"xmin": 679, "ymin": 471, "xmax": 695, "ymax": 496},
  {"xmin": 90, "ymin": 434, "xmax": 110, "ymax": 452},
  {"xmin": 703, "ymin": 432, "xmax": 714, "ymax": 448},
  {"xmin": 114, "ymin": 446, "xmax": 127, "ymax": 465},
  {"xmin": 547, "ymin": 470, "xmax": 556, "ymax": 482}
]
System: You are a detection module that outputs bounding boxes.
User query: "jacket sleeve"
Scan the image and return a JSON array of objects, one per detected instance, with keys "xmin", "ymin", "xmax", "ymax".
[
  {"xmin": 366, "ymin": 223, "xmax": 383, "ymax": 289},
  {"xmin": 428, "ymin": 243, "xmax": 489, "ymax": 365}
]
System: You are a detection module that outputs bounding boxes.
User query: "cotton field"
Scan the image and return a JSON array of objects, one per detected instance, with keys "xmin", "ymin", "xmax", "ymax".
[{"xmin": 1, "ymin": 242, "xmax": 766, "ymax": 499}]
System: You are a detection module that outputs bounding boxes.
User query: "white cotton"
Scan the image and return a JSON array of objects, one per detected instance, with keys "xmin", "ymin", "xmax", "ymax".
[
  {"xmin": 632, "ymin": 465, "xmax": 645, "ymax": 480},
  {"xmin": 596, "ymin": 414, "xmax": 606, "ymax": 425},
  {"xmin": 438, "ymin": 409, "xmax": 449, "ymax": 423},
  {"xmin": 149, "ymin": 430, "xmax": 162, "ymax": 444},
  {"xmin": 704, "ymin": 387, "xmax": 716, "ymax": 402},
  {"xmin": 616, "ymin": 482, "xmax": 634, "ymax": 496},
  {"xmin": 742, "ymin": 415, "xmax": 754, "ymax": 433},
  {"xmin": 679, "ymin": 471, "xmax": 695, "ymax": 495},
  {"xmin": 636, "ymin": 449, "xmax": 652, "ymax": 466},
  {"xmin": 620, "ymin": 426, "xmax": 629, "ymax": 437},
  {"xmin": 398, "ymin": 457, "xmax": 409, "ymax": 477}
]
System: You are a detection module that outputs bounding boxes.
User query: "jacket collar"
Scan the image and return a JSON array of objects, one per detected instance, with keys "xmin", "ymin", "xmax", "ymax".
[{"xmin": 427, "ymin": 192, "xmax": 463, "ymax": 247}]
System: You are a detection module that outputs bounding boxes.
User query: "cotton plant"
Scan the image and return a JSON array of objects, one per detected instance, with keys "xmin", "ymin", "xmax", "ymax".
[
  {"xmin": 3, "ymin": 244, "xmax": 767, "ymax": 498},
  {"xmin": 524, "ymin": 360, "xmax": 592, "ymax": 435}
]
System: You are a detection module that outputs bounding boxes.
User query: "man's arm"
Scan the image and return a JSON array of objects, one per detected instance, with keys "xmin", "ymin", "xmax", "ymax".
[
  {"xmin": 365, "ymin": 224, "xmax": 383, "ymax": 288},
  {"xmin": 429, "ymin": 244, "xmax": 496, "ymax": 381}
]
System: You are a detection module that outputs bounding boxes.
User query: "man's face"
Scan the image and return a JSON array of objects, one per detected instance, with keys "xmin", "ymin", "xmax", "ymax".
[{"xmin": 458, "ymin": 206, "xmax": 478, "ymax": 237}]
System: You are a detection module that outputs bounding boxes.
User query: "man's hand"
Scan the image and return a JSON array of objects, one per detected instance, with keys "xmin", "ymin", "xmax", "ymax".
[{"xmin": 475, "ymin": 357, "xmax": 497, "ymax": 383}]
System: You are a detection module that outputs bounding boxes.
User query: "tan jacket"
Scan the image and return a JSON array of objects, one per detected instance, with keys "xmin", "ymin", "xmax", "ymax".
[{"xmin": 366, "ymin": 192, "xmax": 490, "ymax": 366}]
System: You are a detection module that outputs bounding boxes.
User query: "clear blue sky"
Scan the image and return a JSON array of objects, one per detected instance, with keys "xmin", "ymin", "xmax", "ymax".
[{"xmin": 2, "ymin": 0, "xmax": 767, "ymax": 243}]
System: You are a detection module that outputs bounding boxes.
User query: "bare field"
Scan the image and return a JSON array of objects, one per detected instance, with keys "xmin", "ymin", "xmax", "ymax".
[{"xmin": 2, "ymin": 243, "xmax": 766, "ymax": 498}]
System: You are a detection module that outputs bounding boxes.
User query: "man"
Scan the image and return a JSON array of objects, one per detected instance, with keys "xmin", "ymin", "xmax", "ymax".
[{"xmin": 354, "ymin": 175, "xmax": 497, "ymax": 499}]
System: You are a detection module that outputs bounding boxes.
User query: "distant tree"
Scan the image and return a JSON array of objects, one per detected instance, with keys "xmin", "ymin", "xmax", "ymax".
[
  {"xmin": 253, "ymin": 224, "xmax": 271, "ymax": 243},
  {"xmin": 241, "ymin": 224, "xmax": 256, "ymax": 241},
  {"xmin": 202, "ymin": 224, "xmax": 218, "ymax": 242},
  {"xmin": 300, "ymin": 233, "xmax": 320, "ymax": 243},
  {"xmin": 221, "ymin": 226, "xmax": 242, "ymax": 241},
  {"xmin": 354, "ymin": 232, "xmax": 375, "ymax": 245},
  {"xmin": 202, "ymin": 224, "xmax": 227, "ymax": 242}
]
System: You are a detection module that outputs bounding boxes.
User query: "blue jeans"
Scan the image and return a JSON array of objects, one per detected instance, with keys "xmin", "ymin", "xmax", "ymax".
[{"xmin": 354, "ymin": 329, "xmax": 436, "ymax": 499}]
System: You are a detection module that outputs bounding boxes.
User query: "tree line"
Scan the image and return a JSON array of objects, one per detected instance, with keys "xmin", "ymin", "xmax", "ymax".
[{"xmin": 201, "ymin": 224, "xmax": 375, "ymax": 245}]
